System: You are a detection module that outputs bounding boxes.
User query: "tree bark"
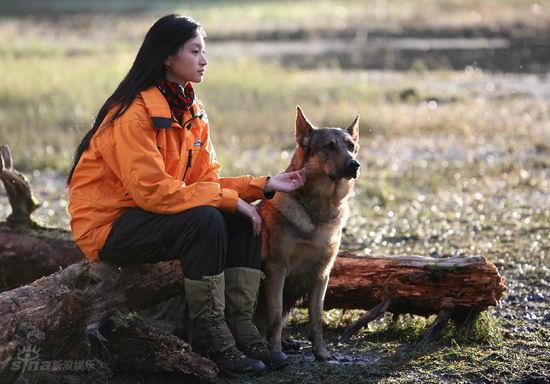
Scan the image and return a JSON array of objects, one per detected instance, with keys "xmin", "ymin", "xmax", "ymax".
[
  {"xmin": 0, "ymin": 226, "xmax": 83, "ymax": 291},
  {"xmin": 0, "ymin": 260, "xmax": 218, "ymax": 383},
  {"xmin": 329, "ymin": 252, "xmax": 506, "ymax": 342},
  {"xmin": 326, "ymin": 252, "xmax": 506, "ymax": 314}
]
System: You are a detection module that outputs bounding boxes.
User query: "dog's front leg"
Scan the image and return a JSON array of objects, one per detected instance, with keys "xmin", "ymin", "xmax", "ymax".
[
  {"xmin": 309, "ymin": 273, "xmax": 330, "ymax": 361},
  {"xmin": 264, "ymin": 262, "xmax": 287, "ymax": 352}
]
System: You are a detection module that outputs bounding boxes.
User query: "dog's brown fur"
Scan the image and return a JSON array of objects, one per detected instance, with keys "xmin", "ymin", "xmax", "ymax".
[{"xmin": 259, "ymin": 106, "xmax": 360, "ymax": 361}]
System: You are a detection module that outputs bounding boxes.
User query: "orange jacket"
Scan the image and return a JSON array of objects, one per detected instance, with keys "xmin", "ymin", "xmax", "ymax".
[{"xmin": 68, "ymin": 86, "xmax": 269, "ymax": 262}]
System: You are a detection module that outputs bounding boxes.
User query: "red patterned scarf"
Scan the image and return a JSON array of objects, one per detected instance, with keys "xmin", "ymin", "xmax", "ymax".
[{"xmin": 156, "ymin": 80, "xmax": 195, "ymax": 124}]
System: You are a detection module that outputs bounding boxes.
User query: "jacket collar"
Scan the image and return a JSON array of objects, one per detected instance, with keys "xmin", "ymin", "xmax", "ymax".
[{"xmin": 140, "ymin": 86, "xmax": 202, "ymax": 129}]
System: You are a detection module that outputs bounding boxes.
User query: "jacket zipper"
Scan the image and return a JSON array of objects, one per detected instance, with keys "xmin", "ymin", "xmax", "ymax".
[
  {"xmin": 182, "ymin": 149, "xmax": 192, "ymax": 182},
  {"xmin": 180, "ymin": 106, "xmax": 202, "ymax": 182}
]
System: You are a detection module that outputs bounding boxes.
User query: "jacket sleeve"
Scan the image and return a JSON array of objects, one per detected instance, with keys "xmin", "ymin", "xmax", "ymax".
[
  {"xmin": 100, "ymin": 116, "xmax": 238, "ymax": 213},
  {"xmin": 194, "ymin": 119, "xmax": 270, "ymax": 203}
]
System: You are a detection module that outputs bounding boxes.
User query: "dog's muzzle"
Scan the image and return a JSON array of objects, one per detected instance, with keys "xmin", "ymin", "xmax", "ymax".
[
  {"xmin": 344, "ymin": 159, "xmax": 360, "ymax": 179},
  {"xmin": 331, "ymin": 159, "xmax": 361, "ymax": 180}
]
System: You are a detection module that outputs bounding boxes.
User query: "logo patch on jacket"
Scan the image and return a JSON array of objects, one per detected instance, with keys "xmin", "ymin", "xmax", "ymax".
[{"xmin": 193, "ymin": 139, "xmax": 202, "ymax": 147}]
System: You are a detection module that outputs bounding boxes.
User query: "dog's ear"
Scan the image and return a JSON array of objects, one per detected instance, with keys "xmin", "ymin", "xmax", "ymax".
[
  {"xmin": 296, "ymin": 106, "xmax": 315, "ymax": 147},
  {"xmin": 346, "ymin": 115, "xmax": 360, "ymax": 142}
]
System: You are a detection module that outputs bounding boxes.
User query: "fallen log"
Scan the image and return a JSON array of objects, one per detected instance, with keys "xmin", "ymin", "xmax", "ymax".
[
  {"xmin": 0, "ymin": 235, "xmax": 506, "ymax": 379},
  {"xmin": 0, "ymin": 226, "xmax": 83, "ymax": 291},
  {"xmin": 0, "ymin": 225, "xmax": 507, "ymax": 328},
  {"xmin": 0, "ymin": 260, "xmax": 218, "ymax": 383},
  {"xmin": 330, "ymin": 252, "xmax": 507, "ymax": 343}
]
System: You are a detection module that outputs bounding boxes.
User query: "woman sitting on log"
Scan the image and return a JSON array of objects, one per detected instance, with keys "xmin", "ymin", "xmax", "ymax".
[{"xmin": 66, "ymin": 14, "xmax": 304, "ymax": 378}]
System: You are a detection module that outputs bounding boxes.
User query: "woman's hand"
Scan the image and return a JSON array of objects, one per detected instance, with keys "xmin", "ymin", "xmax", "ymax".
[
  {"xmin": 236, "ymin": 198, "xmax": 262, "ymax": 235},
  {"xmin": 264, "ymin": 168, "xmax": 306, "ymax": 193}
]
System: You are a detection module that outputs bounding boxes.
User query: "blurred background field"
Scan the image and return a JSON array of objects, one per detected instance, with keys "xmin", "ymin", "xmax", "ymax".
[{"xmin": 0, "ymin": 1, "xmax": 548, "ymax": 383}]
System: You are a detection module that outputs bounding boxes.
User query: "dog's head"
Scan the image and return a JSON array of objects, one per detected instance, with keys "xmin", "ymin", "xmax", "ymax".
[{"xmin": 292, "ymin": 106, "xmax": 360, "ymax": 181}]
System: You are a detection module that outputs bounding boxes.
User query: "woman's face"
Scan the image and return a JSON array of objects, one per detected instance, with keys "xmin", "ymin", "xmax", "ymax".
[{"xmin": 164, "ymin": 34, "xmax": 207, "ymax": 84}]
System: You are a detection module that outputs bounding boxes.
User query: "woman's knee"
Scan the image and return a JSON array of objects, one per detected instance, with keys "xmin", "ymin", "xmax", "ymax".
[
  {"xmin": 173, "ymin": 207, "xmax": 228, "ymax": 279},
  {"xmin": 171, "ymin": 206, "xmax": 227, "ymax": 236},
  {"xmin": 191, "ymin": 206, "xmax": 226, "ymax": 233}
]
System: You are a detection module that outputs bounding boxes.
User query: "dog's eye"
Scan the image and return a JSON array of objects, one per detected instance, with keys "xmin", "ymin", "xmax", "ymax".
[
  {"xmin": 324, "ymin": 142, "xmax": 335, "ymax": 151},
  {"xmin": 346, "ymin": 142, "xmax": 355, "ymax": 151}
]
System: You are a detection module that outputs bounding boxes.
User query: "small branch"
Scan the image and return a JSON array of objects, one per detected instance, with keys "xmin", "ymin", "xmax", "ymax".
[
  {"xmin": 0, "ymin": 145, "xmax": 40, "ymax": 227},
  {"xmin": 340, "ymin": 299, "xmax": 392, "ymax": 343},
  {"xmin": 417, "ymin": 303, "xmax": 455, "ymax": 346}
]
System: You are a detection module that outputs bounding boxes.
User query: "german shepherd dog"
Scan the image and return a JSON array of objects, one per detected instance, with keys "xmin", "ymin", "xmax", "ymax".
[{"xmin": 259, "ymin": 106, "xmax": 360, "ymax": 361}]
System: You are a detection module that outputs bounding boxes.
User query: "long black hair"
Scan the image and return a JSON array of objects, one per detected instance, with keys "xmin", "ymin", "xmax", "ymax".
[{"xmin": 67, "ymin": 14, "xmax": 205, "ymax": 184}]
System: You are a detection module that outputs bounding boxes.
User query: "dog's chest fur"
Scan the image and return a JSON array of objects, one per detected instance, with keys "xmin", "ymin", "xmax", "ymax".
[{"xmin": 267, "ymin": 176, "xmax": 353, "ymax": 275}]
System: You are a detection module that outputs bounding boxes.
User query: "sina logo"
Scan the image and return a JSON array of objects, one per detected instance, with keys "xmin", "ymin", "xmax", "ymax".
[
  {"xmin": 193, "ymin": 139, "xmax": 202, "ymax": 147},
  {"xmin": 11, "ymin": 345, "xmax": 40, "ymax": 373}
]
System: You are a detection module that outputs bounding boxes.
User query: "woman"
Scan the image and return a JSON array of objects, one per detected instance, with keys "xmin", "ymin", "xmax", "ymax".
[{"xmin": 67, "ymin": 14, "xmax": 304, "ymax": 378}]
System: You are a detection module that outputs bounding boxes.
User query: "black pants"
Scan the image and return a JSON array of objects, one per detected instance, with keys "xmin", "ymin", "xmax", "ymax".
[{"xmin": 99, "ymin": 206, "xmax": 261, "ymax": 280}]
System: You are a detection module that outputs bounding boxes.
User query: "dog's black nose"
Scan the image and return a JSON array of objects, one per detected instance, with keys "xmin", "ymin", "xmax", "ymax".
[{"xmin": 347, "ymin": 159, "xmax": 360, "ymax": 171}]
